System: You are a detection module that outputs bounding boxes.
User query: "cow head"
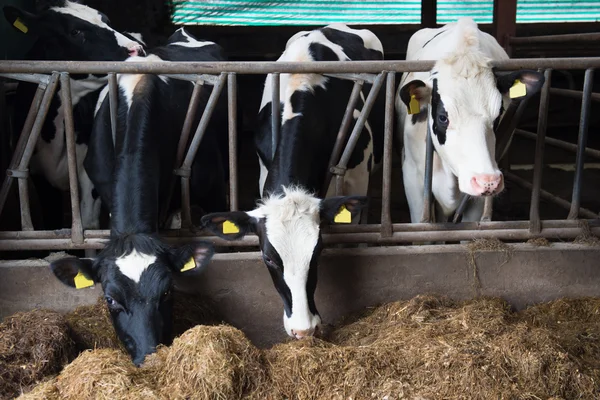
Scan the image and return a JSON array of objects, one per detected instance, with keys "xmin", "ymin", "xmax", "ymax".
[
  {"xmin": 399, "ymin": 32, "xmax": 544, "ymax": 197},
  {"xmin": 50, "ymin": 235, "xmax": 213, "ymax": 366},
  {"xmin": 202, "ymin": 187, "xmax": 367, "ymax": 339},
  {"xmin": 3, "ymin": 0, "xmax": 144, "ymax": 61}
]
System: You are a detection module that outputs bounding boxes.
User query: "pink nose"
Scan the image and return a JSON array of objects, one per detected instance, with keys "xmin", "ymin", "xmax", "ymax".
[
  {"xmin": 470, "ymin": 173, "xmax": 503, "ymax": 195},
  {"xmin": 291, "ymin": 328, "xmax": 315, "ymax": 339},
  {"xmin": 128, "ymin": 45, "xmax": 143, "ymax": 57}
]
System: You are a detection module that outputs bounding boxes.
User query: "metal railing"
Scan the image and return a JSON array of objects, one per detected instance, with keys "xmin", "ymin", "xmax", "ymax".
[{"xmin": 0, "ymin": 57, "xmax": 599, "ymax": 252}]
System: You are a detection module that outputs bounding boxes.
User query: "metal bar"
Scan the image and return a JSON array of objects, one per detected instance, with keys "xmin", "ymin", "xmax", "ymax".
[
  {"xmin": 179, "ymin": 72, "xmax": 227, "ymax": 228},
  {"xmin": 0, "ymin": 83, "xmax": 45, "ymax": 218},
  {"xmin": 228, "ymin": 73, "xmax": 239, "ymax": 211},
  {"xmin": 271, "ymin": 72, "xmax": 280, "ymax": 160},
  {"xmin": 529, "ymin": 69, "xmax": 552, "ymax": 234},
  {"xmin": 324, "ymin": 72, "xmax": 376, "ymax": 83},
  {"xmin": 60, "ymin": 73, "xmax": 84, "ymax": 244},
  {"xmin": 515, "ymin": 129, "xmax": 600, "ymax": 160},
  {"xmin": 0, "ymin": 224, "xmax": 598, "ymax": 251},
  {"xmin": 568, "ymin": 68, "xmax": 595, "ymax": 220},
  {"xmin": 481, "ymin": 196, "xmax": 493, "ymax": 222},
  {"xmin": 493, "ymin": 0, "xmax": 517, "ymax": 53},
  {"xmin": 550, "ymin": 88, "xmax": 600, "ymax": 103},
  {"xmin": 495, "ymin": 99, "xmax": 529, "ymax": 161},
  {"xmin": 506, "ymin": 171, "xmax": 598, "ymax": 219},
  {"xmin": 381, "ymin": 72, "xmax": 395, "ymax": 237},
  {"xmin": 321, "ymin": 79, "xmax": 364, "ymax": 197},
  {"xmin": 421, "ymin": 0, "xmax": 437, "ymax": 27},
  {"xmin": 108, "ymin": 73, "xmax": 118, "ymax": 143},
  {"xmin": 337, "ymin": 73, "xmax": 385, "ymax": 171},
  {"xmin": 17, "ymin": 178, "xmax": 33, "ymax": 230},
  {"xmin": 452, "ymin": 194, "xmax": 470, "ymax": 224},
  {"xmin": 160, "ymin": 80, "xmax": 204, "ymax": 226},
  {"xmin": 510, "ymin": 32, "xmax": 600, "ymax": 45},
  {"xmin": 4, "ymin": 59, "xmax": 600, "ymax": 75},
  {"xmin": 0, "ymin": 73, "xmax": 50, "ymax": 86},
  {"xmin": 421, "ymin": 117, "xmax": 434, "ymax": 223},
  {"xmin": 162, "ymin": 73, "xmax": 219, "ymax": 85}
]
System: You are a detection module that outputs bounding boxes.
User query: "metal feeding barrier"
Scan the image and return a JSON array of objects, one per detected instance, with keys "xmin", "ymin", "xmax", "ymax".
[{"xmin": 0, "ymin": 58, "xmax": 599, "ymax": 253}]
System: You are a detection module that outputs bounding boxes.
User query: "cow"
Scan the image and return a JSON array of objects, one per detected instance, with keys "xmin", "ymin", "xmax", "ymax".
[
  {"xmin": 49, "ymin": 28, "xmax": 228, "ymax": 366},
  {"xmin": 201, "ymin": 24, "xmax": 384, "ymax": 339},
  {"xmin": 396, "ymin": 17, "xmax": 544, "ymax": 223},
  {"xmin": 3, "ymin": 0, "xmax": 145, "ymax": 230}
]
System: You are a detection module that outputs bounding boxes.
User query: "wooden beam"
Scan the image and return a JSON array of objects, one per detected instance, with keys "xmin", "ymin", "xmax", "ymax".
[
  {"xmin": 421, "ymin": 0, "xmax": 437, "ymax": 28},
  {"xmin": 493, "ymin": 0, "xmax": 517, "ymax": 54}
]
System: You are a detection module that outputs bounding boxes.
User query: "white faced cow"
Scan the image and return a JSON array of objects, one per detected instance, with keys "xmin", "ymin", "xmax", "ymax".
[
  {"xmin": 3, "ymin": 0, "xmax": 145, "ymax": 230},
  {"xmin": 202, "ymin": 24, "xmax": 385, "ymax": 339},
  {"xmin": 396, "ymin": 18, "xmax": 544, "ymax": 222},
  {"xmin": 50, "ymin": 28, "xmax": 228, "ymax": 366}
]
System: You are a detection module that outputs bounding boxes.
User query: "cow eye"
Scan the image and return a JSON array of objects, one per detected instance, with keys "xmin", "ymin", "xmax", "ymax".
[
  {"xmin": 71, "ymin": 29, "xmax": 81, "ymax": 37},
  {"xmin": 105, "ymin": 295, "xmax": 122, "ymax": 311},
  {"xmin": 438, "ymin": 114, "xmax": 448, "ymax": 124}
]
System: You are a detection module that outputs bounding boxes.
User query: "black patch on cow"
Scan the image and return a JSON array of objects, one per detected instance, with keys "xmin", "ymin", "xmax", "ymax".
[
  {"xmin": 91, "ymin": 188, "xmax": 100, "ymax": 200},
  {"xmin": 411, "ymin": 109, "xmax": 428, "ymax": 124},
  {"xmin": 430, "ymin": 78, "xmax": 449, "ymax": 145},
  {"xmin": 308, "ymin": 42, "xmax": 339, "ymax": 62},
  {"xmin": 320, "ymin": 27, "xmax": 383, "ymax": 61},
  {"xmin": 422, "ymin": 30, "xmax": 448, "ymax": 49}
]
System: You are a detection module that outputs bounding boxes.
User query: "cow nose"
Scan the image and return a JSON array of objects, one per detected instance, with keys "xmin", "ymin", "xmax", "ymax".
[
  {"xmin": 128, "ymin": 44, "xmax": 143, "ymax": 57},
  {"xmin": 470, "ymin": 173, "xmax": 503, "ymax": 195},
  {"xmin": 291, "ymin": 328, "xmax": 316, "ymax": 339}
]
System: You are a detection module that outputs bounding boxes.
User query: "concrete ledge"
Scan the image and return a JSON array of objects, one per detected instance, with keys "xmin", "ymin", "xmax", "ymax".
[{"xmin": 1, "ymin": 243, "xmax": 599, "ymax": 347}]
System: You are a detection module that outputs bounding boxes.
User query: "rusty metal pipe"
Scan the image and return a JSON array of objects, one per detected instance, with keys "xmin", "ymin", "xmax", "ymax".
[
  {"xmin": 228, "ymin": 73, "xmax": 239, "ymax": 211},
  {"xmin": 270, "ymin": 73, "xmax": 280, "ymax": 161},
  {"xmin": 510, "ymin": 32, "xmax": 600, "ymax": 45},
  {"xmin": 529, "ymin": 69, "xmax": 552, "ymax": 234},
  {"xmin": 60, "ymin": 73, "xmax": 84, "ymax": 243},
  {"xmin": 515, "ymin": 129, "xmax": 600, "ymax": 159},
  {"xmin": 568, "ymin": 68, "xmax": 595, "ymax": 219},
  {"xmin": 549, "ymin": 88, "xmax": 600, "ymax": 102},
  {"xmin": 421, "ymin": 116, "xmax": 434, "ymax": 223},
  {"xmin": 380, "ymin": 72, "xmax": 395, "ymax": 237},
  {"xmin": 321, "ymin": 79, "xmax": 364, "ymax": 197}
]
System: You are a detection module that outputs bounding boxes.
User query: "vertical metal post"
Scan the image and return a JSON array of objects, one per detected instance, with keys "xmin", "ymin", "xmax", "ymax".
[
  {"xmin": 179, "ymin": 73, "xmax": 227, "ymax": 229},
  {"xmin": 568, "ymin": 68, "xmax": 594, "ymax": 220},
  {"xmin": 321, "ymin": 80, "xmax": 364, "ymax": 197},
  {"xmin": 228, "ymin": 73, "xmax": 239, "ymax": 211},
  {"xmin": 271, "ymin": 73, "xmax": 280, "ymax": 160},
  {"xmin": 493, "ymin": 0, "xmax": 517, "ymax": 54},
  {"xmin": 481, "ymin": 196, "xmax": 493, "ymax": 222},
  {"xmin": 421, "ymin": 0, "xmax": 437, "ymax": 27},
  {"xmin": 60, "ymin": 73, "xmax": 84, "ymax": 244},
  {"xmin": 421, "ymin": 119, "xmax": 434, "ymax": 223},
  {"xmin": 0, "ymin": 83, "xmax": 45, "ymax": 218},
  {"xmin": 381, "ymin": 72, "xmax": 395, "ymax": 237},
  {"xmin": 108, "ymin": 73, "xmax": 118, "ymax": 142},
  {"xmin": 529, "ymin": 69, "xmax": 552, "ymax": 234}
]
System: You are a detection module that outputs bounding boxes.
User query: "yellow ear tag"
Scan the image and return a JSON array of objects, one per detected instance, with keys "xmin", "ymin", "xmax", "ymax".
[
  {"xmin": 223, "ymin": 220, "xmax": 240, "ymax": 234},
  {"xmin": 334, "ymin": 205, "xmax": 352, "ymax": 224},
  {"xmin": 509, "ymin": 79, "xmax": 527, "ymax": 99},
  {"xmin": 74, "ymin": 271, "xmax": 94, "ymax": 289},
  {"xmin": 180, "ymin": 257, "xmax": 196, "ymax": 272},
  {"xmin": 408, "ymin": 94, "xmax": 420, "ymax": 115},
  {"xmin": 13, "ymin": 18, "xmax": 28, "ymax": 34}
]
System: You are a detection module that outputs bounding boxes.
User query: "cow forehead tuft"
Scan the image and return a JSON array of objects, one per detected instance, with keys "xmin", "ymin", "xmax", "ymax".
[
  {"xmin": 255, "ymin": 187, "xmax": 321, "ymax": 221},
  {"xmin": 115, "ymin": 250, "xmax": 157, "ymax": 283}
]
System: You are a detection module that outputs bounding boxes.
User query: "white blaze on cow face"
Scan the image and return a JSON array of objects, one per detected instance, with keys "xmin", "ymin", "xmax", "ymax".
[
  {"xmin": 115, "ymin": 250, "xmax": 157, "ymax": 283},
  {"xmin": 430, "ymin": 55, "xmax": 505, "ymax": 197},
  {"xmin": 248, "ymin": 188, "xmax": 322, "ymax": 338},
  {"xmin": 51, "ymin": 1, "xmax": 143, "ymax": 56}
]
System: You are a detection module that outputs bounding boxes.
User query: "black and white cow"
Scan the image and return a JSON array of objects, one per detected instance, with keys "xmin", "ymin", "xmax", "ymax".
[
  {"xmin": 396, "ymin": 18, "xmax": 544, "ymax": 222},
  {"xmin": 202, "ymin": 24, "xmax": 384, "ymax": 339},
  {"xmin": 49, "ymin": 28, "xmax": 228, "ymax": 365},
  {"xmin": 3, "ymin": 0, "xmax": 145, "ymax": 229}
]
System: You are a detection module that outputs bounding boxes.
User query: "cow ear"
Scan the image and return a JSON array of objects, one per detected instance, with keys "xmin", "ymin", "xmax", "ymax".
[
  {"xmin": 496, "ymin": 70, "xmax": 545, "ymax": 99},
  {"xmin": 201, "ymin": 211, "xmax": 257, "ymax": 240},
  {"xmin": 50, "ymin": 258, "xmax": 97, "ymax": 289},
  {"xmin": 3, "ymin": 6, "xmax": 39, "ymax": 35},
  {"xmin": 399, "ymin": 80, "xmax": 430, "ymax": 111},
  {"xmin": 171, "ymin": 242, "xmax": 214, "ymax": 275},
  {"xmin": 320, "ymin": 196, "xmax": 368, "ymax": 224}
]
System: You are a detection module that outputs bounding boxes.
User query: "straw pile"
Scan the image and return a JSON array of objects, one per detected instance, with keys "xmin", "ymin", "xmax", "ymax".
[
  {"xmin": 12, "ymin": 295, "xmax": 600, "ymax": 400},
  {"xmin": 65, "ymin": 298, "xmax": 121, "ymax": 351},
  {"xmin": 0, "ymin": 310, "xmax": 74, "ymax": 399}
]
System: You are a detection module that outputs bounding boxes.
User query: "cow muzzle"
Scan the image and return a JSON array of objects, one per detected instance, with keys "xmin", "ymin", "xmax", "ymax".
[
  {"xmin": 127, "ymin": 44, "xmax": 144, "ymax": 57},
  {"xmin": 470, "ymin": 173, "xmax": 504, "ymax": 196},
  {"xmin": 291, "ymin": 328, "xmax": 316, "ymax": 339}
]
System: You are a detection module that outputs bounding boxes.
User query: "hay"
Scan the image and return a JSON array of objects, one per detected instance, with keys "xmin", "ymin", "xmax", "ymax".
[
  {"xmin": 152, "ymin": 325, "xmax": 264, "ymax": 400},
  {"xmin": 171, "ymin": 292, "xmax": 222, "ymax": 337},
  {"xmin": 527, "ymin": 237, "xmax": 551, "ymax": 247},
  {"xmin": 574, "ymin": 220, "xmax": 600, "ymax": 246},
  {"xmin": 15, "ymin": 378, "xmax": 59, "ymax": 400},
  {"xmin": 65, "ymin": 298, "xmax": 122, "ymax": 351},
  {"xmin": 0, "ymin": 309, "xmax": 74, "ymax": 399}
]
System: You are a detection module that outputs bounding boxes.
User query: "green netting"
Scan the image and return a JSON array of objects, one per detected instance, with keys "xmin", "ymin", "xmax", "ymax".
[{"xmin": 170, "ymin": 0, "xmax": 600, "ymax": 26}]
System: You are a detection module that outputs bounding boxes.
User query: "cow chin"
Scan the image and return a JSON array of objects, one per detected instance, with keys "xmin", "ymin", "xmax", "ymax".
[{"xmin": 283, "ymin": 311, "xmax": 321, "ymax": 339}]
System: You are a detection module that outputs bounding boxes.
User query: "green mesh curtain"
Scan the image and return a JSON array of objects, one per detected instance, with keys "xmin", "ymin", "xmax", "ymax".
[{"xmin": 171, "ymin": 0, "xmax": 600, "ymax": 26}]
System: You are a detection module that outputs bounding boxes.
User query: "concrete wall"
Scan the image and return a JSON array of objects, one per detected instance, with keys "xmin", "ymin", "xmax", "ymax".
[{"xmin": 1, "ymin": 243, "xmax": 599, "ymax": 348}]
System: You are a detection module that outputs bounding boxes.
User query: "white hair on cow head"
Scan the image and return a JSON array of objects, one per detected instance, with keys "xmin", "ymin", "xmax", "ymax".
[{"xmin": 250, "ymin": 185, "xmax": 321, "ymax": 222}]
